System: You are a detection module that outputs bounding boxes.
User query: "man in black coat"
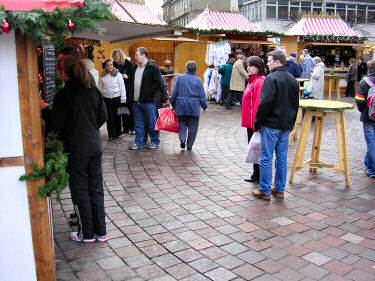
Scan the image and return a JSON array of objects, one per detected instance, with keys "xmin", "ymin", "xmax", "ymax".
[
  {"xmin": 129, "ymin": 47, "xmax": 161, "ymax": 150},
  {"xmin": 253, "ymin": 50, "xmax": 299, "ymax": 200}
]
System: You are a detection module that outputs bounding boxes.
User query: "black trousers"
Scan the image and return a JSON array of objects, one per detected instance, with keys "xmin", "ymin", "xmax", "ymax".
[
  {"xmin": 122, "ymin": 101, "xmax": 134, "ymax": 133},
  {"xmin": 67, "ymin": 153, "xmax": 106, "ymax": 239},
  {"xmin": 104, "ymin": 96, "xmax": 121, "ymax": 138},
  {"xmin": 345, "ymin": 80, "xmax": 355, "ymax": 97},
  {"xmin": 220, "ymin": 85, "xmax": 230, "ymax": 104},
  {"xmin": 247, "ymin": 128, "xmax": 260, "ymax": 179}
]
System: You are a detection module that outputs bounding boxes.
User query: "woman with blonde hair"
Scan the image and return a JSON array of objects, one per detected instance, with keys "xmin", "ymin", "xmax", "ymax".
[
  {"xmin": 82, "ymin": 58, "xmax": 99, "ymax": 86},
  {"xmin": 52, "ymin": 55, "xmax": 108, "ymax": 243},
  {"xmin": 112, "ymin": 49, "xmax": 135, "ymax": 134}
]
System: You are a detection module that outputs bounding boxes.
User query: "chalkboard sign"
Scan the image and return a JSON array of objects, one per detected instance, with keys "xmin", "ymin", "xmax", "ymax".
[{"xmin": 42, "ymin": 41, "xmax": 56, "ymax": 105}]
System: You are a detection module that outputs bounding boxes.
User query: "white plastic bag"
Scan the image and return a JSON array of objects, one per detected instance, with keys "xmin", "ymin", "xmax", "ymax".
[{"xmin": 244, "ymin": 132, "xmax": 261, "ymax": 164}]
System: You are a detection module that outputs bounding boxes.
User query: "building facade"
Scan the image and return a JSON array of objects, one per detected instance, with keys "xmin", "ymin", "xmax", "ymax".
[
  {"xmin": 162, "ymin": 0, "xmax": 238, "ymax": 26},
  {"xmin": 238, "ymin": 0, "xmax": 375, "ymax": 37}
]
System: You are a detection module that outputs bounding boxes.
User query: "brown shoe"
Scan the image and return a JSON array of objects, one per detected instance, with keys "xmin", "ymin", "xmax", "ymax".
[
  {"xmin": 271, "ymin": 187, "xmax": 284, "ymax": 199},
  {"xmin": 252, "ymin": 190, "xmax": 270, "ymax": 201}
]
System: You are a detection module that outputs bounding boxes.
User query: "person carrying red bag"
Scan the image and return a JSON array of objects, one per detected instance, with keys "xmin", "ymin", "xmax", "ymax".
[{"xmin": 170, "ymin": 61, "xmax": 207, "ymax": 151}]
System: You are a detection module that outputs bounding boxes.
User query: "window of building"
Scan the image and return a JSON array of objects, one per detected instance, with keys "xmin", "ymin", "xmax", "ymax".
[
  {"xmin": 266, "ymin": 0, "xmax": 277, "ymax": 19},
  {"xmin": 312, "ymin": 3, "xmax": 322, "ymax": 14},
  {"xmin": 326, "ymin": 3, "xmax": 335, "ymax": 16},
  {"xmin": 369, "ymin": 6, "xmax": 375, "ymax": 23},
  {"xmin": 243, "ymin": 1, "xmax": 261, "ymax": 21},
  {"xmin": 336, "ymin": 4, "xmax": 346, "ymax": 19},
  {"xmin": 290, "ymin": 1, "xmax": 300, "ymax": 19},
  {"xmin": 301, "ymin": 2, "xmax": 311, "ymax": 15},
  {"xmin": 278, "ymin": 0, "xmax": 288, "ymax": 19}
]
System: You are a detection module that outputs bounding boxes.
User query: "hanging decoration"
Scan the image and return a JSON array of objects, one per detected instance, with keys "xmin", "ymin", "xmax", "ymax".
[
  {"xmin": 299, "ymin": 34, "xmax": 366, "ymax": 44},
  {"xmin": 0, "ymin": 0, "xmax": 113, "ymax": 53},
  {"xmin": 183, "ymin": 27, "xmax": 284, "ymax": 38},
  {"xmin": 67, "ymin": 19, "xmax": 74, "ymax": 31},
  {"xmin": 1, "ymin": 19, "xmax": 10, "ymax": 33}
]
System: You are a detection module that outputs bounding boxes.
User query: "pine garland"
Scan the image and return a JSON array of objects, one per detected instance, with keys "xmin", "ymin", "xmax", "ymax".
[
  {"xmin": 19, "ymin": 132, "xmax": 69, "ymax": 202},
  {"xmin": 0, "ymin": 0, "xmax": 113, "ymax": 53},
  {"xmin": 299, "ymin": 34, "xmax": 366, "ymax": 44},
  {"xmin": 183, "ymin": 27, "xmax": 284, "ymax": 37}
]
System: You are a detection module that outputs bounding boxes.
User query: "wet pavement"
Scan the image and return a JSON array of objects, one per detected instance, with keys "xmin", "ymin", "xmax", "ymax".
[{"xmin": 54, "ymin": 96, "xmax": 375, "ymax": 281}]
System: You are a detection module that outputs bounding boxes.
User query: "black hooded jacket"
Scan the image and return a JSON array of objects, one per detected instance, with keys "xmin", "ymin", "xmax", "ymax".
[{"xmin": 51, "ymin": 79, "xmax": 107, "ymax": 157}]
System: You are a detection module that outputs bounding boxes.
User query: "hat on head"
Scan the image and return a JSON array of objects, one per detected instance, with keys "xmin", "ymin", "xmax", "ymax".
[{"xmin": 290, "ymin": 52, "xmax": 296, "ymax": 58}]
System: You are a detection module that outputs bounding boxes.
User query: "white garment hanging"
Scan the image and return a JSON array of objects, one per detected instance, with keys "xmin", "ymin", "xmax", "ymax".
[{"xmin": 203, "ymin": 68, "xmax": 218, "ymax": 98}]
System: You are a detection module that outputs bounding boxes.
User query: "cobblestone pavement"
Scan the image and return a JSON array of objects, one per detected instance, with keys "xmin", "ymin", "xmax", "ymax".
[{"xmin": 54, "ymin": 96, "xmax": 375, "ymax": 281}]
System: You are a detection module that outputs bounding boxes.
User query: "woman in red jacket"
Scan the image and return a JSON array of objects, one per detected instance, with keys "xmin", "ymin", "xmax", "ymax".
[{"xmin": 242, "ymin": 56, "xmax": 266, "ymax": 183}]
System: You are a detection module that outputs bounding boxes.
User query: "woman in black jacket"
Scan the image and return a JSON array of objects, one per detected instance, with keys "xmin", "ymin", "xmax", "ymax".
[
  {"xmin": 358, "ymin": 57, "xmax": 368, "ymax": 81},
  {"xmin": 112, "ymin": 49, "xmax": 135, "ymax": 134},
  {"xmin": 52, "ymin": 55, "xmax": 109, "ymax": 243}
]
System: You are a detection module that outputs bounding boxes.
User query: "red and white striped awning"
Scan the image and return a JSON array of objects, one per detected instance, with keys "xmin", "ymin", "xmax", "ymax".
[
  {"xmin": 285, "ymin": 17, "xmax": 358, "ymax": 36},
  {"xmin": 186, "ymin": 10, "xmax": 260, "ymax": 32},
  {"xmin": 104, "ymin": 0, "xmax": 166, "ymax": 25}
]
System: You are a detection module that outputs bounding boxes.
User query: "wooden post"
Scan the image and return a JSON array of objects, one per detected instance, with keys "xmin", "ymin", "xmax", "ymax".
[{"xmin": 15, "ymin": 31, "xmax": 55, "ymax": 280}]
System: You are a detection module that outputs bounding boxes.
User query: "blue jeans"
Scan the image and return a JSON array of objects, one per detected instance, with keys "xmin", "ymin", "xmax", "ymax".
[
  {"xmin": 259, "ymin": 126, "xmax": 290, "ymax": 194},
  {"xmin": 363, "ymin": 122, "xmax": 375, "ymax": 176},
  {"xmin": 133, "ymin": 102, "xmax": 160, "ymax": 147}
]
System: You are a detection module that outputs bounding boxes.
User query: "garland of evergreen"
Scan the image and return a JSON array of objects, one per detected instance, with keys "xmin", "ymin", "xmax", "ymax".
[
  {"xmin": 19, "ymin": 132, "xmax": 69, "ymax": 202},
  {"xmin": 299, "ymin": 34, "xmax": 366, "ymax": 44},
  {"xmin": 0, "ymin": 0, "xmax": 113, "ymax": 53},
  {"xmin": 183, "ymin": 27, "xmax": 283, "ymax": 37}
]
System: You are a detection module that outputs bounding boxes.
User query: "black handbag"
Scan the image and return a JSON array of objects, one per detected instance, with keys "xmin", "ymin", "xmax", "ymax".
[{"xmin": 117, "ymin": 106, "xmax": 130, "ymax": 116}]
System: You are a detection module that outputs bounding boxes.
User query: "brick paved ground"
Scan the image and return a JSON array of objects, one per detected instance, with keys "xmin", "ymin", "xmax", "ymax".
[{"xmin": 54, "ymin": 96, "xmax": 375, "ymax": 281}]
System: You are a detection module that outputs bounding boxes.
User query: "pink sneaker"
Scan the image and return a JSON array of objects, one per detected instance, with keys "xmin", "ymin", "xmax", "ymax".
[
  {"xmin": 95, "ymin": 234, "xmax": 109, "ymax": 242},
  {"xmin": 70, "ymin": 232, "xmax": 95, "ymax": 243}
]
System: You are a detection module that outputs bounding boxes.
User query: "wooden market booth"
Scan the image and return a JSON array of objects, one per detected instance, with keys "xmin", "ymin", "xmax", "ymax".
[
  {"xmin": 0, "ymin": 1, "xmax": 177, "ymax": 280},
  {"xmin": 281, "ymin": 14, "xmax": 365, "ymax": 97}
]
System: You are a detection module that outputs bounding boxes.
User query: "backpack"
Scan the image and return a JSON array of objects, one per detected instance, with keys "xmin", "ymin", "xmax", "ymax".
[{"xmin": 363, "ymin": 77, "xmax": 375, "ymax": 121}]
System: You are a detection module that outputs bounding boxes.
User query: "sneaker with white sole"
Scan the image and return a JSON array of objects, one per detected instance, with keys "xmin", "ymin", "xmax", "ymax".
[
  {"xmin": 129, "ymin": 144, "xmax": 142, "ymax": 150},
  {"xmin": 95, "ymin": 234, "xmax": 109, "ymax": 242},
  {"xmin": 148, "ymin": 143, "xmax": 159, "ymax": 149},
  {"xmin": 70, "ymin": 232, "xmax": 95, "ymax": 243}
]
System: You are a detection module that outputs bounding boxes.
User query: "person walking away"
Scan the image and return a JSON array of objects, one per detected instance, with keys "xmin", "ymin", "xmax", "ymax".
[
  {"xmin": 358, "ymin": 57, "xmax": 368, "ymax": 81},
  {"xmin": 218, "ymin": 58, "xmax": 235, "ymax": 106},
  {"xmin": 252, "ymin": 50, "xmax": 299, "ymax": 200},
  {"xmin": 286, "ymin": 52, "xmax": 302, "ymax": 78},
  {"xmin": 310, "ymin": 57, "xmax": 325, "ymax": 100},
  {"xmin": 242, "ymin": 56, "xmax": 265, "ymax": 183},
  {"xmin": 143, "ymin": 59, "xmax": 169, "ymax": 144},
  {"xmin": 99, "ymin": 60, "xmax": 126, "ymax": 141},
  {"xmin": 170, "ymin": 61, "xmax": 208, "ymax": 151},
  {"xmin": 52, "ymin": 55, "xmax": 109, "ymax": 242},
  {"xmin": 345, "ymin": 58, "xmax": 357, "ymax": 98},
  {"xmin": 226, "ymin": 50, "xmax": 248, "ymax": 109},
  {"xmin": 355, "ymin": 59, "xmax": 375, "ymax": 179},
  {"xmin": 112, "ymin": 49, "xmax": 135, "ymax": 135},
  {"xmin": 301, "ymin": 49, "xmax": 313, "ymax": 79},
  {"xmin": 129, "ymin": 47, "xmax": 161, "ymax": 150}
]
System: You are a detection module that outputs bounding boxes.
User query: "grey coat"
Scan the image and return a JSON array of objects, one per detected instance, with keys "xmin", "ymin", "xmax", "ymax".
[{"xmin": 310, "ymin": 62, "xmax": 325, "ymax": 100}]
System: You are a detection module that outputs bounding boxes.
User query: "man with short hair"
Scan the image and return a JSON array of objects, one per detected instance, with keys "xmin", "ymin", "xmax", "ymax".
[
  {"xmin": 226, "ymin": 50, "xmax": 248, "ymax": 109},
  {"xmin": 130, "ymin": 47, "xmax": 161, "ymax": 150},
  {"xmin": 301, "ymin": 49, "xmax": 313, "ymax": 79},
  {"xmin": 355, "ymin": 59, "xmax": 375, "ymax": 179},
  {"xmin": 253, "ymin": 50, "xmax": 299, "ymax": 200}
]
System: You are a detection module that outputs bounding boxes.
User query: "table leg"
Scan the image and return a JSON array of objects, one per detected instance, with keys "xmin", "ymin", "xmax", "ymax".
[
  {"xmin": 336, "ymin": 78, "xmax": 341, "ymax": 101},
  {"xmin": 328, "ymin": 78, "xmax": 332, "ymax": 101},
  {"xmin": 309, "ymin": 113, "xmax": 324, "ymax": 173},
  {"xmin": 335, "ymin": 111, "xmax": 350, "ymax": 187},
  {"xmin": 289, "ymin": 110, "xmax": 313, "ymax": 183}
]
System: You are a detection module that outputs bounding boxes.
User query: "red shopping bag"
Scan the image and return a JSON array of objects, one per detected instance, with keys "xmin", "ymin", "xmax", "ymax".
[{"xmin": 155, "ymin": 108, "xmax": 179, "ymax": 133}]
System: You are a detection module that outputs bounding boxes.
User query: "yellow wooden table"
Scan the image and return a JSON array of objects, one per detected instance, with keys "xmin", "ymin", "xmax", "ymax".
[
  {"xmin": 325, "ymin": 75, "xmax": 341, "ymax": 101},
  {"xmin": 289, "ymin": 100, "xmax": 354, "ymax": 187}
]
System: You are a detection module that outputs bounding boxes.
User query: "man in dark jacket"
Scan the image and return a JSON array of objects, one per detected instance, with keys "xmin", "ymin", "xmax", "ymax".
[
  {"xmin": 218, "ymin": 58, "xmax": 235, "ymax": 105},
  {"xmin": 355, "ymin": 59, "xmax": 375, "ymax": 179},
  {"xmin": 286, "ymin": 52, "xmax": 302, "ymax": 78},
  {"xmin": 129, "ymin": 47, "xmax": 161, "ymax": 150},
  {"xmin": 253, "ymin": 50, "xmax": 299, "ymax": 200}
]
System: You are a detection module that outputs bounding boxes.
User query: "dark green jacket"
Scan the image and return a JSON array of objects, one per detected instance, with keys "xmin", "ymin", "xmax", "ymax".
[{"xmin": 218, "ymin": 63, "xmax": 233, "ymax": 87}]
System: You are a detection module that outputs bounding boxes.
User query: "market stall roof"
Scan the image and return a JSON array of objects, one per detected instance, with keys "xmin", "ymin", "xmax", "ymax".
[
  {"xmin": 1, "ymin": 0, "xmax": 83, "ymax": 12},
  {"xmin": 105, "ymin": 0, "xmax": 166, "ymax": 25},
  {"xmin": 285, "ymin": 15, "xmax": 358, "ymax": 37},
  {"xmin": 186, "ymin": 9, "xmax": 260, "ymax": 32},
  {"xmin": 76, "ymin": 20, "xmax": 175, "ymax": 43}
]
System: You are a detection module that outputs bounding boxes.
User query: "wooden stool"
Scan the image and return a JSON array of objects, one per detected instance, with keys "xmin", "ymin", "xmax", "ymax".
[
  {"xmin": 326, "ymin": 75, "xmax": 341, "ymax": 101},
  {"xmin": 289, "ymin": 100, "xmax": 354, "ymax": 187}
]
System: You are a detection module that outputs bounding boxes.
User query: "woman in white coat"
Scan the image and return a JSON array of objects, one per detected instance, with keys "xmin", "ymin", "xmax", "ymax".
[
  {"xmin": 310, "ymin": 57, "xmax": 325, "ymax": 100},
  {"xmin": 99, "ymin": 60, "xmax": 126, "ymax": 141}
]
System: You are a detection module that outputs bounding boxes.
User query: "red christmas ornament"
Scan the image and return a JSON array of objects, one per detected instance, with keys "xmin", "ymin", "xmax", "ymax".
[
  {"xmin": 2, "ymin": 20, "xmax": 10, "ymax": 33},
  {"xmin": 68, "ymin": 20, "xmax": 74, "ymax": 31}
]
